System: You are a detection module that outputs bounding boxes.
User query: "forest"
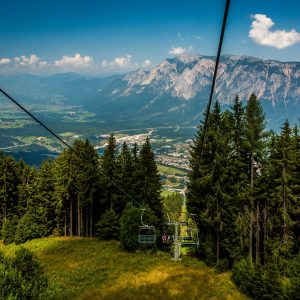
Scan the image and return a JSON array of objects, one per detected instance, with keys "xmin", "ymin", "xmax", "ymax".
[{"xmin": 0, "ymin": 94, "xmax": 299, "ymax": 299}]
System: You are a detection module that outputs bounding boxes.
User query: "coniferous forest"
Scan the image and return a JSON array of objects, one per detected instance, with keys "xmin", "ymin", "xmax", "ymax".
[
  {"xmin": 187, "ymin": 94, "xmax": 300, "ymax": 299},
  {"xmin": 0, "ymin": 94, "xmax": 299, "ymax": 299}
]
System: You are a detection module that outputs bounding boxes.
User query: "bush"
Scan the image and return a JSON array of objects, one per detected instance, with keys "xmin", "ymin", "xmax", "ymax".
[
  {"xmin": 96, "ymin": 209, "xmax": 119, "ymax": 240},
  {"xmin": 232, "ymin": 259, "xmax": 284, "ymax": 300},
  {"xmin": 288, "ymin": 254, "xmax": 300, "ymax": 300},
  {"xmin": 119, "ymin": 202, "xmax": 159, "ymax": 252},
  {"xmin": 14, "ymin": 207, "xmax": 50, "ymax": 244},
  {"xmin": 1, "ymin": 217, "xmax": 17, "ymax": 244},
  {"xmin": 0, "ymin": 247, "xmax": 48, "ymax": 299}
]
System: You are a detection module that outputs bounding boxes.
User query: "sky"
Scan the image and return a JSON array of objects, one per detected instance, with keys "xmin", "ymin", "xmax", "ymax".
[{"xmin": 1, "ymin": 0, "xmax": 300, "ymax": 75}]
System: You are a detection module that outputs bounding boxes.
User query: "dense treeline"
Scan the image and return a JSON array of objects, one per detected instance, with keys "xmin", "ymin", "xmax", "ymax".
[
  {"xmin": 187, "ymin": 94, "xmax": 300, "ymax": 298},
  {"xmin": 0, "ymin": 136, "xmax": 163, "ymax": 244}
]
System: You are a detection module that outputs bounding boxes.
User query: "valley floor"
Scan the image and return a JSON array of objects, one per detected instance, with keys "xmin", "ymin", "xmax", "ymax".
[{"xmin": 0, "ymin": 237, "xmax": 247, "ymax": 300}]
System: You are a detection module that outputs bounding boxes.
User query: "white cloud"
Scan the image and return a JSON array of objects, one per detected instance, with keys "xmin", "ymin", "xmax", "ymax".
[
  {"xmin": 169, "ymin": 47, "xmax": 187, "ymax": 56},
  {"xmin": 101, "ymin": 54, "xmax": 138, "ymax": 71},
  {"xmin": 249, "ymin": 14, "xmax": 300, "ymax": 49},
  {"xmin": 142, "ymin": 59, "xmax": 152, "ymax": 67},
  {"xmin": 14, "ymin": 54, "xmax": 47, "ymax": 67},
  {"xmin": 101, "ymin": 60, "xmax": 108, "ymax": 68},
  {"xmin": 110, "ymin": 55, "xmax": 132, "ymax": 67},
  {"xmin": 54, "ymin": 53, "xmax": 93, "ymax": 67},
  {"xmin": 0, "ymin": 58, "xmax": 11, "ymax": 65},
  {"xmin": 169, "ymin": 46, "xmax": 193, "ymax": 56}
]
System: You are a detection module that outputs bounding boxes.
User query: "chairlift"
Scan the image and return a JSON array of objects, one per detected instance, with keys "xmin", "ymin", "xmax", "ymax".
[
  {"xmin": 180, "ymin": 214, "xmax": 199, "ymax": 248},
  {"xmin": 138, "ymin": 208, "xmax": 156, "ymax": 245}
]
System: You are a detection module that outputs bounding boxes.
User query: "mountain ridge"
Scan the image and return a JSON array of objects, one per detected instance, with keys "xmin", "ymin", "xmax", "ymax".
[{"xmin": 1, "ymin": 54, "xmax": 299, "ymax": 129}]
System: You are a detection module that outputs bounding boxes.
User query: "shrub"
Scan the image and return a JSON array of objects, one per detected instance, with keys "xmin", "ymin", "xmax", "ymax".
[
  {"xmin": 232, "ymin": 259, "xmax": 284, "ymax": 300},
  {"xmin": 14, "ymin": 207, "xmax": 50, "ymax": 244},
  {"xmin": 0, "ymin": 247, "xmax": 48, "ymax": 299},
  {"xmin": 96, "ymin": 209, "xmax": 119, "ymax": 240},
  {"xmin": 288, "ymin": 254, "xmax": 300, "ymax": 300},
  {"xmin": 1, "ymin": 217, "xmax": 17, "ymax": 244},
  {"xmin": 119, "ymin": 202, "xmax": 159, "ymax": 252}
]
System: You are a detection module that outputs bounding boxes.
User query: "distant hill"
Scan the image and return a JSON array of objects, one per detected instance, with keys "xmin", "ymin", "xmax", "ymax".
[{"xmin": 1, "ymin": 54, "xmax": 299, "ymax": 129}]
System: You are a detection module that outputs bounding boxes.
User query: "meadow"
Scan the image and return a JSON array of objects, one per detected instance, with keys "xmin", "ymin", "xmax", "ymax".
[{"xmin": 0, "ymin": 237, "xmax": 247, "ymax": 300}]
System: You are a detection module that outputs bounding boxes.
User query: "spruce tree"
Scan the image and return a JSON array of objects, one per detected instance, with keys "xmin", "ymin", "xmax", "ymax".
[
  {"xmin": 245, "ymin": 93, "xmax": 266, "ymax": 263},
  {"xmin": 100, "ymin": 134, "xmax": 120, "ymax": 212},
  {"xmin": 136, "ymin": 137, "xmax": 162, "ymax": 220}
]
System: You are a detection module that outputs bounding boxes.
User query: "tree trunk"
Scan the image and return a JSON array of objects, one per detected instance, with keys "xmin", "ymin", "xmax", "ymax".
[
  {"xmin": 249, "ymin": 211, "xmax": 253, "ymax": 261},
  {"xmin": 263, "ymin": 201, "xmax": 267, "ymax": 264},
  {"xmin": 256, "ymin": 201, "xmax": 260, "ymax": 264},
  {"xmin": 216, "ymin": 229, "xmax": 220, "ymax": 265},
  {"xmin": 64, "ymin": 210, "xmax": 67, "ymax": 237},
  {"xmin": 85, "ymin": 207, "xmax": 88, "ymax": 237},
  {"xmin": 89, "ymin": 202, "xmax": 93, "ymax": 237},
  {"xmin": 81, "ymin": 208, "xmax": 83, "ymax": 237},
  {"xmin": 70, "ymin": 199, "xmax": 73, "ymax": 237},
  {"xmin": 77, "ymin": 205, "xmax": 81, "ymax": 236},
  {"xmin": 250, "ymin": 153, "xmax": 254, "ymax": 188}
]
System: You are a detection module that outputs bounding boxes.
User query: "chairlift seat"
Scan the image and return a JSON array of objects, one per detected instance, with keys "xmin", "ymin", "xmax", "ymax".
[{"xmin": 138, "ymin": 225, "xmax": 156, "ymax": 244}]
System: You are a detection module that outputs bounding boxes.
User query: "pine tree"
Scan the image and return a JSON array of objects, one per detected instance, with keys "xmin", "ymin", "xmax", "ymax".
[
  {"xmin": 267, "ymin": 121, "xmax": 298, "ymax": 267},
  {"xmin": 245, "ymin": 94, "xmax": 266, "ymax": 263},
  {"xmin": 116, "ymin": 142, "xmax": 134, "ymax": 216},
  {"xmin": 136, "ymin": 137, "xmax": 163, "ymax": 220},
  {"xmin": 0, "ymin": 155, "xmax": 19, "ymax": 229},
  {"xmin": 187, "ymin": 102, "xmax": 232, "ymax": 264},
  {"xmin": 100, "ymin": 134, "xmax": 120, "ymax": 212}
]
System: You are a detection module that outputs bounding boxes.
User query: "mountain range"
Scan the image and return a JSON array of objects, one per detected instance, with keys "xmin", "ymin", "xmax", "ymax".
[{"xmin": 1, "ymin": 54, "xmax": 299, "ymax": 129}]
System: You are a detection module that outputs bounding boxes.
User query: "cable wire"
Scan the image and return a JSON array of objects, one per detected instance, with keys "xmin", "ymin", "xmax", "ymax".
[
  {"xmin": 199, "ymin": 0, "xmax": 231, "ymax": 157},
  {"xmin": 0, "ymin": 0, "xmax": 231, "ymax": 205},
  {"xmin": 0, "ymin": 88, "xmax": 141, "ymax": 206}
]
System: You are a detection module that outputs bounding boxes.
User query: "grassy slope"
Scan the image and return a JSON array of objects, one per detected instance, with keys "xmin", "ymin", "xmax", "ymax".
[{"xmin": 0, "ymin": 237, "xmax": 247, "ymax": 300}]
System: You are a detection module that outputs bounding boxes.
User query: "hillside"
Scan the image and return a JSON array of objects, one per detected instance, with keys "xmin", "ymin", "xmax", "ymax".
[{"xmin": 0, "ymin": 237, "xmax": 247, "ymax": 300}]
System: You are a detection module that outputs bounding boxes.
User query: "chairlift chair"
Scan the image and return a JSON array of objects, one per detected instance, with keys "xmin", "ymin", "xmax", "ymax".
[{"xmin": 138, "ymin": 209, "xmax": 156, "ymax": 245}]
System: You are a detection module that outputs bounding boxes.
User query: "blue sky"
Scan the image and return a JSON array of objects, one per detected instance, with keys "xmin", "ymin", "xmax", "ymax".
[{"xmin": 1, "ymin": 0, "xmax": 300, "ymax": 74}]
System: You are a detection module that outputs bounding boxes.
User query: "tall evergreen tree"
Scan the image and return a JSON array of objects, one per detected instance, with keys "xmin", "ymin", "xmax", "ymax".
[
  {"xmin": 136, "ymin": 137, "xmax": 163, "ymax": 220},
  {"xmin": 100, "ymin": 134, "xmax": 120, "ymax": 212},
  {"xmin": 245, "ymin": 94, "xmax": 266, "ymax": 263},
  {"xmin": 116, "ymin": 142, "xmax": 134, "ymax": 215},
  {"xmin": 0, "ymin": 155, "xmax": 19, "ymax": 227}
]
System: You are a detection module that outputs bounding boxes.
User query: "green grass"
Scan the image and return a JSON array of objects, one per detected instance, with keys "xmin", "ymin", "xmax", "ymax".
[
  {"xmin": 0, "ymin": 237, "xmax": 247, "ymax": 300},
  {"xmin": 158, "ymin": 164, "xmax": 186, "ymax": 176},
  {"xmin": 161, "ymin": 190, "xmax": 177, "ymax": 198}
]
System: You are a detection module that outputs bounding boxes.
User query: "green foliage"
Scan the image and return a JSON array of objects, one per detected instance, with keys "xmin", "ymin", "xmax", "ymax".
[
  {"xmin": 95, "ymin": 209, "xmax": 119, "ymax": 240},
  {"xmin": 14, "ymin": 207, "xmax": 50, "ymax": 244},
  {"xmin": 119, "ymin": 203, "xmax": 141, "ymax": 251},
  {"xmin": 1, "ymin": 217, "xmax": 17, "ymax": 244},
  {"xmin": 232, "ymin": 259, "xmax": 284, "ymax": 300},
  {"xmin": 119, "ymin": 202, "xmax": 159, "ymax": 252},
  {"xmin": 288, "ymin": 254, "xmax": 300, "ymax": 299},
  {"xmin": 0, "ymin": 247, "xmax": 48, "ymax": 299}
]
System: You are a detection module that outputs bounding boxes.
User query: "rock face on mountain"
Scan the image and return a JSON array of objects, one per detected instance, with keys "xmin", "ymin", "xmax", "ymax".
[
  {"xmin": 91, "ymin": 54, "xmax": 300, "ymax": 128},
  {"xmin": 1, "ymin": 54, "xmax": 299, "ymax": 128},
  {"xmin": 122, "ymin": 54, "xmax": 300, "ymax": 105}
]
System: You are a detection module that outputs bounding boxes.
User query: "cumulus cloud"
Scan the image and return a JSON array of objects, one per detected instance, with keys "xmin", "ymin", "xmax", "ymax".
[
  {"xmin": 54, "ymin": 53, "xmax": 93, "ymax": 67},
  {"xmin": 111, "ymin": 55, "xmax": 132, "ymax": 67},
  {"xmin": 169, "ymin": 47, "xmax": 187, "ymax": 56},
  {"xmin": 142, "ymin": 59, "xmax": 152, "ymax": 67},
  {"xmin": 249, "ymin": 14, "xmax": 300, "ymax": 49},
  {"xmin": 101, "ymin": 54, "xmax": 138, "ymax": 71},
  {"xmin": 14, "ymin": 54, "xmax": 47, "ymax": 67},
  {"xmin": 168, "ymin": 46, "xmax": 193, "ymax": 56},
  {"xmin": 0, "ymin": 58, "xmax": 11, "ymax": 65}
]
